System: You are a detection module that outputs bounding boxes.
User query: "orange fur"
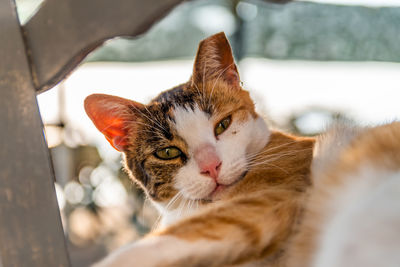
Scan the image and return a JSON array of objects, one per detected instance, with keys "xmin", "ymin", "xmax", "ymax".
[
  {"xmin": 153, "ymin": 131, "xmax": 315, "ymax": 266},
  {"xmin": 88, "ymin": 32, "xmax": 400, "ymax": 267},
  {"xmin": 192, "ymin": 33, "xmax": 240, "ymax": 88}
]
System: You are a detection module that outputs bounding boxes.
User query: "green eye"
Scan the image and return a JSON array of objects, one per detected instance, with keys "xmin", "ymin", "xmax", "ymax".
[
  {"xmin": 155, "ymin": 147, "xmax": 182, "ymax": 160},
  {"xmin": 215, "ymin": 116, "xmax": 232, "ymax": 136}
]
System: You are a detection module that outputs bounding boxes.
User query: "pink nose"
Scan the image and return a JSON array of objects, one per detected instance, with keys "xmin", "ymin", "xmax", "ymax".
[{"xmin": 194, "ymin": 144, "xmax": 222, "ymax": 180}]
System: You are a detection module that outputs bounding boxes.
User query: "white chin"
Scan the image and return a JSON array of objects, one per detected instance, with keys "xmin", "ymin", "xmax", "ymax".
[{"xmin": 181, "ymin": 182, "xmax": 216, "ymax": 201}]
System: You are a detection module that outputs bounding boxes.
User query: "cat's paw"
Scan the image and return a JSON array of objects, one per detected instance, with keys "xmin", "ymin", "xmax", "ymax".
[{"xmin": 91, "ymin": 235, "xmax": 192, "ymax": 267}]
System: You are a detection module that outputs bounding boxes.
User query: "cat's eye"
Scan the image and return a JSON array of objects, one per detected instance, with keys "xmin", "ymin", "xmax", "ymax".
[
  {"xmin": 215, "ymin": 116, "xmax": 232, "ymax": 136},
  {"xmin": 155, "ymin": 147, "xmax": 182, "ymax": 160}
]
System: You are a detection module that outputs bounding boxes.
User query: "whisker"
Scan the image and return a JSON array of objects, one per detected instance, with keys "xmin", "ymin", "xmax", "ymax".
[
  {"xmin": 180, "ymin": 182, "xmax": 205, "ymax": 198},
  {"xmin": 246, "ymin": 140, "xmax": 300, "ymax": 160},
  {"xmin": 193, "ymin": 81, "xmax": 208, "ymax": 109},
  {"xmin": 165, "ymin": 192, "xmax": 182, "ymax": 211},
  {"xmin": 98, "ymin": 117, "xmax": 163, "ymax": 135},
  {"xmin": 218, "ymin": 159, "xmax": 247, "ymax": 181},
  {"xmin": 249, "ymin": 148, "xmax": 314, "ymax": 164},
  {"xmin": 247, "ymin": 161, "xmax": 289, "ymax": 174},
  {"xmin": 152, "ymin": 192, "xmax": 183, "ymax": 230},
  {"xmin": 208, "ymin": 63, "xmax": 235, "ymax": 110},
  {"xmin": 247, "ymin": 146, "xmax": 312, "ymax": 164},
  {"xmin": 131, "ymin": 104, "xmax": 167, "ymax": 132},
  {"xmin": 202, "ymin": 63, "xmax": 207, "ymax": 108}
]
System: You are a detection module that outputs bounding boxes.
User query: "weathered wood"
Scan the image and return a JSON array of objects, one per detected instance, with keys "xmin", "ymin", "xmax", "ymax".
[
  {"xmin": 0, "ymin": 0, "xmax": 70, "ymax": 266},
  {"xmin": 23, "ymin": 0, "xmax": 185, "ymax": 93}
]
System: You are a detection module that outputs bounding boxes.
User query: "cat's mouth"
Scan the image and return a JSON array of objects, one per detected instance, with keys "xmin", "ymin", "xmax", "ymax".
[{"xmin": 206, "ymin": 170, "xmax": 248, "ymax": 201}]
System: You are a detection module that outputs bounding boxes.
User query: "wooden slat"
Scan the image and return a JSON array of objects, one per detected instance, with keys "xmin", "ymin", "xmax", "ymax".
[
  {"xmin": 0, "ymin": 0, "xmax": 70, "ymax": 266},
  {"xmin": 23, "ymin": 0, "xmax": 185, "ymax": 93}
]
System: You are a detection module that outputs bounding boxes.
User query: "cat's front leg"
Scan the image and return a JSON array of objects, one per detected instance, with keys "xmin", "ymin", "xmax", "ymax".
[
  {"xmin": 92, "ymin": 234, "xmax": 225, "ymax": 267},
  {"xmin": 93, "ymin": 193, "xmax": 299, "ymax": 267}
]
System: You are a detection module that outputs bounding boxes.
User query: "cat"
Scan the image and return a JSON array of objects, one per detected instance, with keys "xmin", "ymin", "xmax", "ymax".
[
  {"xmin": 84, "ymin": 32, "xmax": 315, "ymax": 266},
  {"xmin": 85, "ymin": 32, "xmax": 400, "ymax": 267}
]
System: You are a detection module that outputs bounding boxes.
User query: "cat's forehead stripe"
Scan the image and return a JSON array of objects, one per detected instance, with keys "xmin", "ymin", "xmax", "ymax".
[
  {"xmin": 153, "ymin": 84, "xmax": 196, "ymax": 108},
  {"xmin": 151, "ymin": 83, "xmax": 215, "ymax": 117}
]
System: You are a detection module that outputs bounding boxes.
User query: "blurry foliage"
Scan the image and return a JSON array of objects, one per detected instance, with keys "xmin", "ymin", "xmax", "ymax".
[
  {"xmin": 85, "ymin": 0, "xmax": 232, "ymax": 62},
  {"xmin": 247, "ymin": 1, "xmax": 400, "ymax": 62},
  {"xmin": 86, "ymin": 0, "xmax": 400, "ymax": 63}
]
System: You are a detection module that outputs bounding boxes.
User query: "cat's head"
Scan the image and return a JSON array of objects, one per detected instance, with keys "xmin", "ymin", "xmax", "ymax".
[{"xmin": 84, "ymin": 32, "xmax": 270, "ymax": 206}]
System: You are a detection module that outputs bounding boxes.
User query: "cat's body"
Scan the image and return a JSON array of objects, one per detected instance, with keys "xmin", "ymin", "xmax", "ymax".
[
  {"xmin": 91, "ymin": 130, "xmax": 314, "ymax": 267},
  {"xmin": 289, "ymin": 122, "xmax": 400, "ymax": 267},
  {"xmin": 85, "ymin": 33, "xmax": 400, "ymax": 267}
]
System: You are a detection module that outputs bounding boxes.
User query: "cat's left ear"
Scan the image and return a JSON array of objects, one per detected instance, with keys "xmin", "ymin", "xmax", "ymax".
[
  {"xmin": 84, "ymin": 94, "xmax": 144, "ymax": 152},
  {"xmin": 192, "ymin": 32, "xmax": 240, "ymax": 88}
]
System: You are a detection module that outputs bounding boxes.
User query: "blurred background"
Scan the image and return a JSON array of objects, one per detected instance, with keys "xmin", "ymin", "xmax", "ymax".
[{"xmin": 16, "ymin": 0, "xmax": 400, "ymax": 265}]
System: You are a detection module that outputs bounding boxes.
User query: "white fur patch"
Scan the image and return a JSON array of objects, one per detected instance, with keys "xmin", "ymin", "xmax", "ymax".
[
  {"xmin": 152, "ymin": 198, "xmax": 202, "ymax": 227},
  {"xmin": 92, "ymin": 235, "xmax": 225, "ymax": 267},
  {"xmin": 171, "ymin": 105, "xmax": 269, "ymax": 201},
  {"xmin": 312, "ymin": 123, "xmax": 362, "ymax": 182},
  {"xmin": 313, "ymin": 168, "xmax": 400, "ymax": 267},
  {"xmin": 173, "ymin": 105, "xmax": 216, "ymax": 149}
]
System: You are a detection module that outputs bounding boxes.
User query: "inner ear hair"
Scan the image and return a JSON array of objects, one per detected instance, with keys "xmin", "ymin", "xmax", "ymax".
[
  {"xmin": 192, "ymin": 32, "xmax": 240, "ymax": 88},
  {"xmin": 84, "ymin": 93, "xmax": 143, "ymax": 151}
]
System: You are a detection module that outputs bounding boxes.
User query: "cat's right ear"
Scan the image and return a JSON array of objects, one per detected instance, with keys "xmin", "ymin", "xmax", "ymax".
[
  {"xmin": 84, "ymin": 94, "xmax": 143, "ymax": 152},
  {"xmin": 192, "ymin": 32, "xmax": 240, "ymax": 88}
]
